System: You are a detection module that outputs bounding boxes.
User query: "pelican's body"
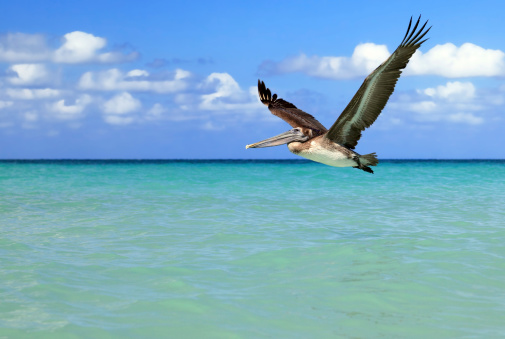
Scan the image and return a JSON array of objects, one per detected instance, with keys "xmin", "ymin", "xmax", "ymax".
[
  {"xmin": 246, "ymin": 16, "xmax": 431, "ymax": 174},
  {"xmin": 288, "ymin": 137, "xmax": 363, "ymax": 168}
]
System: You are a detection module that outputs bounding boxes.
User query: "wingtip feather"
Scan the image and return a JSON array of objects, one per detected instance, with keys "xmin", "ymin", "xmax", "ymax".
[{"xmin": 400, "ymin": 15, "xmax": 431, "ymax": 47}]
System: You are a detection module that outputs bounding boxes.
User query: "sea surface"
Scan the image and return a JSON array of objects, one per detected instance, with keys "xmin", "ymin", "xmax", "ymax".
[{"xmin": 1, "ymin": 160, "xmax": 504, "ymax": 338}]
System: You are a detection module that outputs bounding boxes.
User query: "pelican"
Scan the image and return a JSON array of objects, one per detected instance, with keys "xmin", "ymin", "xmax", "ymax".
[{"xmin": 246, "ymin": 16, "xmax": 430, "ymax": 173}]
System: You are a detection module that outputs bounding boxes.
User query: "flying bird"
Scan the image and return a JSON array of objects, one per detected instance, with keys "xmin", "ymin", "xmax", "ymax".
[{"xmin": 246, "ymin": 16, "xmax": 430, "ymax": 173}]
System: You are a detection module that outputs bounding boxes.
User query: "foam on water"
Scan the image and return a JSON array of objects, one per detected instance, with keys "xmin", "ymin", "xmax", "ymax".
[{"xmin": 1, "ymin": 160, "xmax": 504, "ymax": 338}]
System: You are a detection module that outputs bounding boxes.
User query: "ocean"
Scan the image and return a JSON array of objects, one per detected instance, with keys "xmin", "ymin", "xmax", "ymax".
[{"xmin": 1, "ymin": 160, "xmax": 504, "ymax": 338}]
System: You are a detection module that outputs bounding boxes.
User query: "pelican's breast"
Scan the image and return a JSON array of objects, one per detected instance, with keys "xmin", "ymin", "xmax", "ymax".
[{"xmin": 288, "ymin": 137, "xmax": 358, "ymax": 168}]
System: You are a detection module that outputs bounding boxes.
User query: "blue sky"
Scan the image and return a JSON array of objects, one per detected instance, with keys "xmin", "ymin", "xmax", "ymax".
[{"xmin": 1, "ymin": 0, "xmax": 504, "ymax": 159}]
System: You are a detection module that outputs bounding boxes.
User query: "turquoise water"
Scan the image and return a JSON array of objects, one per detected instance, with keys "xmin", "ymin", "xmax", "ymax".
[{"xmin": 1, "ymin": 160, "xmax": 505, "ymax": 338}]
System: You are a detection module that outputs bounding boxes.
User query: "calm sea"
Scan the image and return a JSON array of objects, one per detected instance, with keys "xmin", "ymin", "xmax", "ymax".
[{"xmin": 1, "ymin": 160, "xmax": 504, "ymax": 338}]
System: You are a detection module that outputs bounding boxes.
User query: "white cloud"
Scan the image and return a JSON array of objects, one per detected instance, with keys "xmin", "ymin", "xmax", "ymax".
[
  {"xmin": 24, "ymin": 111, "xmax": 38, "ymax": 122},
  {"xmin": 146, "ymin": 103, "xmax": 166, "ymax": 120},
  {"xmin": 0, "ymin": 122, "xmax": 14, "ymax": 128},
  {"xmin": 101, "ymin": 92, "xmax": 139, "ymax": 124},
  {"xmin": 6, "ymin": 88, "xmax": 61, "ymax": 100},
  {"xmin": 407, "ymin": 100, "xmax": 437, "ymax": 113},
  {"xmin": 152, "ymin": 72, "xmax": 269, "ymax": 123},
  {"xmin": 200, "ymin": 73, "xmax": 242, "ymax": 108},
  {"xmin": 49, "ymin": 94, "xmax": 92, "ymax": 119},
  {"xmin": 421, "ymin": 81, "xmax": 476, "ymax": 102},
  {"xmin": 103, "ymin": 115, "xmax": 135, "ymax": 125},
  {"xmin": 53, "ymin": 31, "xmax": 137, "ymax": 64},
  {"xmin": 0, "ymin": 31, "xmax": 137, "ymax": 64},
  {"xmin": 408, "ymin": 43, "xmax": 505, "ymax": 77},
  {"xmin": 0, "ymin": 33, "xmax": 50, "ymax": 62},
  {"xmin": 78, "ymin": 68, "xmax": 190, "ymax": 93},
  {"xmin": 260, "ymin": 42, "xmax": 505, "ymax": 79},
  {"xmin": 0, "ymin": 101, "xmax": 14, "ymax": 109},
  {"xmin": 47, "ymin": 130, "xmax": 59, "ymax": 137},
  {"xmin": 53, "ymin": 31, "xmax": 106, "ymax": 63},
  {"xmin": 390, "ymin": 81, "xmax": 496, "ymax": 126},
  {"xmin": 8, "ymin": 64, "xmax": 49, "ymax": 85},
  {"xmin": 198, "ymin": 72, "xmax": 263, "ymax": 111},
  {"xmin": 447, "ymin": 112, "xmax": 483, "ymax": 125},
  {"xmin": 201, "ymin": 121, "xmax": 223, "ymax": 131},
  {"xmin": 259, "ymin": 43, "xmax": 390, "ymax": 79},
  {"xmin": 102, "ymin": 92, "xmax": 141, "ymax": 115},
  {"xmin": 19, "ymin": 110, "xmax": 40, "ymax": 129},
  {"xmin": 0, "ymin": 31, "xmax": 287, "ymax": 130},
  {"xmin": 127, "ymin": 69, "xmax": 149, "ymax": 77}
]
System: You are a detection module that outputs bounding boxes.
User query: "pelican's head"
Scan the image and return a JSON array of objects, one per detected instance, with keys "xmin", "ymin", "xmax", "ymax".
[{"xmin": 246, "ymin": 127, "xmax": 311, "ymax": 149}]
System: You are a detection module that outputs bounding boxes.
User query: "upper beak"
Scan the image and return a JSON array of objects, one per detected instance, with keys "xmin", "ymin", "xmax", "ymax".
[{"xmin": 246, "ymin": 129, "xmax": 302, "ymax": 149}]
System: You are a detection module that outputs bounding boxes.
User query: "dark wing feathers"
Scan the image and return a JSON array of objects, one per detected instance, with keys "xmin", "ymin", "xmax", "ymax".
[
  {"xmin": 258, "ymin": 80, "xmax": 327, "ymax": 133},
  {"xmin": 326, "ymin": 16, "xmax": 431, "ymax": 149}
]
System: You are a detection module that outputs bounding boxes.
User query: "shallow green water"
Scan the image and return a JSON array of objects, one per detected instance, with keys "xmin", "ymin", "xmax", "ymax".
[{"xmin": 1, "ymin": 160, "xmax": 504, "ymax": 338}]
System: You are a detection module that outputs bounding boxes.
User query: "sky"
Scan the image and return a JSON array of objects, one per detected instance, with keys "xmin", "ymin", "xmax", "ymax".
[{"xmin": 1, "ymin": 0, "xmax": 504, "ymax": 159}]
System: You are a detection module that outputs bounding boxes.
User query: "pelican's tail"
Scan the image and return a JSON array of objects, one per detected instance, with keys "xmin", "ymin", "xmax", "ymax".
[
  {"xmin": 353, "ymin": 153, "xmax": 378, "ymax": 174},
  {"xmin": 360, "ymin": 152, "xmax": 379, "ymax": 166}
]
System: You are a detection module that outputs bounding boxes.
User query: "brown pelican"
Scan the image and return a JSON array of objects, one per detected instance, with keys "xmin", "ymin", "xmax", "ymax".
[{"xmin": 246, "ymin": 16, "xmax": 430, "ymax": 173}]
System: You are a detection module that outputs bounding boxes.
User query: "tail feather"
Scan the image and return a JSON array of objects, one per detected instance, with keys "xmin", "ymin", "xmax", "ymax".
[{"xmin": 360, "ymin": 152, "xmax": 379, "ymax": 166}]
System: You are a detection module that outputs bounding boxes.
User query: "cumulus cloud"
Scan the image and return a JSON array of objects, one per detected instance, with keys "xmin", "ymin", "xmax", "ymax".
[
  {"xmin": 390, "ymin": 81, "xmax": 493, "ymax": 125},
  {"xmin": 259, "ymin": 43, "xmax": 390, "ymax": 79},
  {"xmin": 24, "ymin": 111, "xmax": 38, "ymax": 122},
  {"xmin": 6, "ymin": 88, "xmax": 61, "ymax": 100},
  {"xmin": 146, "ymin": 57, "xmax": 214, "ymax": 68},
  {"xmin": 421, "ymin": 81, "xmax": 476, "ymax": 102},
  {"xmin": 408, "ymin": 43, "xmax": 505, "ymax": 77},
  {"xmin": 146, "ymin": 103, "xmax": 166, "ymax": 120},
  {"xmin": 53, "ymin": 32, "xmax": 107, "ymax": 63},
  {"xmin": 0, "ymin": 101, "xmax": 14, "ymax": 109},
  {"xmin": 21, "ymin": 110, "xmax": 39, "ymax": 129},
  {"xmin": 127, "ymin": 69, "xmax": 149, "ymax": 77},
  {"xmin": 0, "ymin": 33, "xmax": 51, "ymax": 62},
  {"xmin": 446, "ymin": 112, "xmax": 483, "ymax": 125},
  {"xmin": 260, "ymin": 42, "xmax": 505, "ymax": 79},
  {"xmin": 53, "ymin": 31, "xmax": 137, "ymax": 64},
  {"xmin": 103, "ymin": 115, "xmax": 135, "ymax": 125},
  {"xmin": 0, "ymin": 31, "xmax": 137, "ymax": 64},
  {"xmin": 0, "ymin": 31, "xmax": 167, "ymax": 130},
  {"xmin": 78, "ymin": 68, "xmax": 190, "ymax": 93},
  {"xmin": 407, "ymin": 100, "xmax": 437, "ymax": 114},
  {"xmin": 158, "ymin": 72, "xmax": 268, "ymax": 125},
  {"xmin": 199, "ymin": 72, "xmax": 263, "ymax": 111},
  {"xmin": 49, "ymin": 94, "xmax": 92, "ymax": 119},
  {"xmin": 7, "ymin": 64, "xmax": 49, "ymax": 85},
  {"xmin": 101, "ymin": 92, "xmax": 141, "ymax": 125},
  {"xmin": 102, "ymin": 92, "xmax": 141, "ymax": 114},
  {"xmin": 201, "ymin": 121, "xmax": 224, "ymax": 131}
]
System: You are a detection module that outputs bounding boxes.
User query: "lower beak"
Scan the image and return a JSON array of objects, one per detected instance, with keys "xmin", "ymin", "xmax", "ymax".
[{"xmin": 246, "ymin": 129, "xmax": 301, "ymax": 149}]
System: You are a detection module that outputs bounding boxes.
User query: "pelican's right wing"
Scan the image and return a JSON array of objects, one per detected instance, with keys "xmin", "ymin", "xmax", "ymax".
[{"xmin": 326, "ymin": 16, "xmax": 431, "ymax": 149}]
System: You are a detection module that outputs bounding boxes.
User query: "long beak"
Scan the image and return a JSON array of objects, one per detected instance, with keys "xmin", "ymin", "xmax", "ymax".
[{"xmin": 246, "ymin": 129, "xmax": 302, "ymax": 149}]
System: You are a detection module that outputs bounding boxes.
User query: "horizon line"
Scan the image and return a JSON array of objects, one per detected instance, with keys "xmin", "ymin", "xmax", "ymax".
[{"xmin": 1, "ymin": 158, "xmax": 504, "ymax": 162}]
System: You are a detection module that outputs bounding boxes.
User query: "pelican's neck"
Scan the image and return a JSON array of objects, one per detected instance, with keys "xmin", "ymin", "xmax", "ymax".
[{"xmin": 287, "ymin": 141, "xmax": 304, "ymax": 154}]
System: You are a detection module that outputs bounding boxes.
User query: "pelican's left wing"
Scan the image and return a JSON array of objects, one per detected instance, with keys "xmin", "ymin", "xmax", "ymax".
[
  {"xmin": 326, "ymin": 16, "xmax": 431, "ymax": 149},
  {"xmin": 258, "ymin": 80, "xmax": 327, "ymax": 134}
]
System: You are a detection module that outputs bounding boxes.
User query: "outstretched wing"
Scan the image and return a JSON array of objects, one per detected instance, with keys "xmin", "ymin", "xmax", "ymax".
[
  {"xmin": 326, "ymin": 16, "xmax": 431, "ymax": 149},
  {"xmin": 258, "ymin": 80, "xmax": 327, "ymax": 133}
]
